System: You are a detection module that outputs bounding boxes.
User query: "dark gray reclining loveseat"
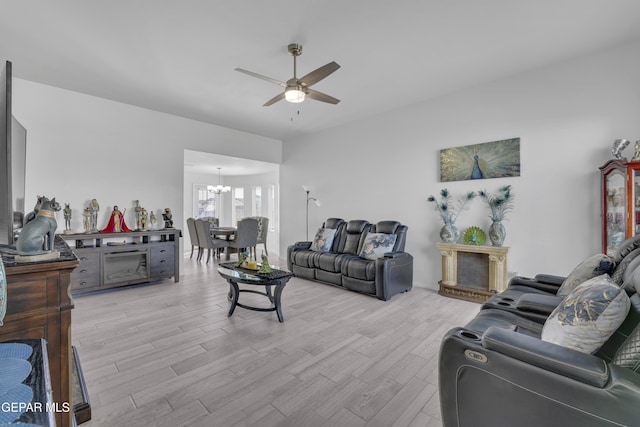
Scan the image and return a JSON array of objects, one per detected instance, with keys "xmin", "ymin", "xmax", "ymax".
[
  {"xmin": 287, "ymin": 218, "xmax": 413, "ymax": 301},
  {"xmin": 438, "ymin": 237, "xmax": 640, "ymax": 427}
]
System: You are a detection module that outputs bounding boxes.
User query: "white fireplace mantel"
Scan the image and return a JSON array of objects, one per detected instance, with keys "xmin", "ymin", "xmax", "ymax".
[{"xmin": 436, "ymin": 242, "xmax": 509, "ymax": 303}]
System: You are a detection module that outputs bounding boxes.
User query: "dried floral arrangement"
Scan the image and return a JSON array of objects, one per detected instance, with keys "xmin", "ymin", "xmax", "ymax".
[
  {"xmin": 427, "ymin": 189, "xmax": 476, "ymax": 224},
  {"xmin": 478, "ymin": 185, "xmax": 514, "ymax": 221}
]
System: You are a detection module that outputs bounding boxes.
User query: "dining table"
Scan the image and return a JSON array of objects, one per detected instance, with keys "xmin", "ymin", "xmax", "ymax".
[{"xmin": 210, "ymin": 226, "xmax": 236, "ymax": 260}]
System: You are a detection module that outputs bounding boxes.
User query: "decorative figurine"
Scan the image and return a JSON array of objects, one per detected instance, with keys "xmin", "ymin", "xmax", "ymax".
[
  {"xmin": 258, "ymin": 251, "xmax": 272, "ymax": 274},
  {"xmin": 632, "ymin": 140, "xmax": 640, "ymax": 161},
  {"xmin": 133, "ymin": 200, "xmax": 141, "ymax": 230},
  {"xmin": 149, "ymin": 211, "xmax": 157, "ymax": 229},
  {"xmin": 63, "ymin": 203, "xmax": 73, "ymax": 234},
  {"xmin": 82, "ymin": 207, "xmax": 92, "ymax": 233},
  {"xmin": 100, "ymin": 206, "xmax": 132, "ymax": 233},
  {"xmin": 139, "ymin": 207, "xmax": 148, "ymax": 231},
  {"xmin": 235, "ymin": 251, "xmax": 248, "ymax": 268},
  {"xmin": 612, "ymin": 139, "xmax": 631, "ymax": 160},
  {"xmin": 90, "ymin": 199, "xmax": 100, "ymax": 232},
  {"xmin": 162, "ymin": 208, "xmax": 173, "ymax": 228},
  {"xmin": 24, "ymin": 195, "xmax": 43, "ymax": 225},
  {"xmin": 16, "ymin": 196, "xmax": 61, "ymax": 256}
]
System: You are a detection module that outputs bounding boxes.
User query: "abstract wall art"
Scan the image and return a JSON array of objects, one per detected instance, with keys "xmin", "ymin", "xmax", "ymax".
[{"xmin": 439, "ymin": 137, "xmax": 520, "ymax": 182}]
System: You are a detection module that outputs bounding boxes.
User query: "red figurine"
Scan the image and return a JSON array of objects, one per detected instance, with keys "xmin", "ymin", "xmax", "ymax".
[{"xmin": 100, "ymin": 206, "xmax": 132, "ymax": 233}]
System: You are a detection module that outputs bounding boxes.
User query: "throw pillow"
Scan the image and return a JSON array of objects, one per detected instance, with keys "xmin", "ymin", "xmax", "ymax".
[
  {"xmin": 557, "ymin": 254, "xmax": 614, "ymax": 297},
  {"xmin": 310, "ymin": 228, "xmax": 337, "ymax": 252},
  {"xmin": 359, "ymin": 233, "xmax": 397, "ymax": 260},
  {"xmin": 542, "ymin": 275, "xmax": 631, "ymax": 354}
]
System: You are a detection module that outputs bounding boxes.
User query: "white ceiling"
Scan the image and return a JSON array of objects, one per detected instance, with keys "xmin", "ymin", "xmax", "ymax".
[
  {"xmin": 184, "ymin": 149, "xmax": 278, "ymax": 176},
  {"xmin": 1, "ymin": 1, "xmax": 640, "ymax": 142}
]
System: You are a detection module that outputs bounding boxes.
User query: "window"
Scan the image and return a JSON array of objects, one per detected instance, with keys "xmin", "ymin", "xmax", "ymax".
[
  {"xmin": 233, "ymin": 187, "xmax": 244, "ymax": 223},
  {"xmin": 254, "ymin": 187, "xmax": 262, "ymax": 217},
  {"xmin": 194, "ymin": 184, "xmax": 217, "ymax": 218}
]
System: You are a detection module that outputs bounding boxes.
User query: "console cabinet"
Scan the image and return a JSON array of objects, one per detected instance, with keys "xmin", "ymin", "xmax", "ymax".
[{"xmin": 59, "ymin": 229, "xmax": 181, "ymax": 294}]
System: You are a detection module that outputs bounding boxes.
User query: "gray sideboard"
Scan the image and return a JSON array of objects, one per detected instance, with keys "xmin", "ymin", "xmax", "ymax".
[{"xmin": 59, "ymin": 229, "xmax": 181, "ymax": 295}]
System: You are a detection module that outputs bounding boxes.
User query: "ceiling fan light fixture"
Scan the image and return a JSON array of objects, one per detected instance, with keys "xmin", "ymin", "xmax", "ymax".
[
  {"xmin": 236, "ymin": 43, "xmax": 340, "ymax": 106},
  {"xmin": 285, "ymin": 86, "xmax": 305, "ymax": 103}
]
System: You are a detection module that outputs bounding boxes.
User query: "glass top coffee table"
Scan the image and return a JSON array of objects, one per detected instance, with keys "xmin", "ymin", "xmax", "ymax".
[{"xmin": 217, "ymin": 263, "xmax": 294, "ymax": 322}]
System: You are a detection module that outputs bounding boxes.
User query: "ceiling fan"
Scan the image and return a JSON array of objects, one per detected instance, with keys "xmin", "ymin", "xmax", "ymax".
[{"xmin": 235, "ymin": 43, "xmax": 340, "ymax": 106}]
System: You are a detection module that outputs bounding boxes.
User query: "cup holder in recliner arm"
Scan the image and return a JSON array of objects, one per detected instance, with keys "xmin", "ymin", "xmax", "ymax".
[
  {"xmin": 495, "ymin": 296, "xmax": 515, "ymax": 307},
  {"xmin": 458, "ymin": 330, "xmax": 481, "ymax": 341}
]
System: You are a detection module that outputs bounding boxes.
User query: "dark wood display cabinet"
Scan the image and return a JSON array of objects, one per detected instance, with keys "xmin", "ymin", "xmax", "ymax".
[
  {"xmin": 59, "ymin": 229, "xmax": 181, "ymax": 295},
  {"xmin": 600, "ymin": 159, "xmax": 640, "ymax": 256},
  {"xmin": 0, "ymin": 237, "xmax": 78, "ymax": 427}
]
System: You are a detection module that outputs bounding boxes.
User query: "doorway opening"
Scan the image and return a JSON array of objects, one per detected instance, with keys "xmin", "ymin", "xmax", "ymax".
[{"xmin": 183, "ymin": 150, "xmax": 280, "ymax": 257}]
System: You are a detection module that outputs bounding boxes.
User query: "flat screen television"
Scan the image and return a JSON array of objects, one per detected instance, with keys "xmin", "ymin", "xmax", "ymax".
[{"xmin": 0, "ymin": 60, "xmax": 27, "ymax": 246}]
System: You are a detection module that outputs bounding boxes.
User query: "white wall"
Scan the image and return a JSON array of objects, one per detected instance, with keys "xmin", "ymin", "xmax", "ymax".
[
  {"xmin": 12, "ymin": 79, "xmax": 282, "ymax": 259},
  {"xmin": 280, "ymin": 39, "xmax": 640, "ymax": 289}
]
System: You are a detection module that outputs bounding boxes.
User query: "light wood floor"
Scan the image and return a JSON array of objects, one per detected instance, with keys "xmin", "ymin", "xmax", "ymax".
[{"xmin": 72, "ymin": 255, "xmax": 480, "ymax": 427}]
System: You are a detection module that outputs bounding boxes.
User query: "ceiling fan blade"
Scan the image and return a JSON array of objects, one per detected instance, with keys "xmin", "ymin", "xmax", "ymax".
[
  {"xmin": 263, "ymin": 92, "xmax": 285, "ymax": 106},
  {"xmin": 299, "ymin": 61, "xmax": 340, "ymax": 87},
  {"xmin": 306, "ymin": 89, "xmax": 340, "ymax": 105},
  {"xmin": 235, "ymin": 68, "xmax": 286, "ymax": 87}
]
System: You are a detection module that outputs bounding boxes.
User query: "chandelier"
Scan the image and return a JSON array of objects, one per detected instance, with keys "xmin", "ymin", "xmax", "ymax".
[{"xmin": 208, "ymin": 168, "xmax": 231, "ymax": 195}]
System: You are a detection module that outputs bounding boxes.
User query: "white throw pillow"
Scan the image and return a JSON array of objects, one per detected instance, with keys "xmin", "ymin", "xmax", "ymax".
[
  {"xmin": 359, "ymin": 233, "xmax": 397, "ymax": 260},
  {"xmin": 542, "ymin": 274, "xmax": 630, "ymax": 354},
  {"xmin": 310, "ymin": 228, "xmax": 337, "ymax": 252}
]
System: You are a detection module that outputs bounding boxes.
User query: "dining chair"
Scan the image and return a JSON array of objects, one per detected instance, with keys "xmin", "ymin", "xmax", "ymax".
[
  {"xmin": 201, "ymin": 216, "xmax": 220, "ymax": 228},
  {"xmin": 194, "ymin": 218, "xmax": 229, "ymax": 263},
  {"xmin": 247, "ymin": 216, "xmax": 269, "ymax": 258},
  {"xmin": 228, "ymin": 217, "xmax": 259, "ymax": 260},
  {"xmin": 186, "ymin": 217, "xmax": 199, "ymax": 259}
]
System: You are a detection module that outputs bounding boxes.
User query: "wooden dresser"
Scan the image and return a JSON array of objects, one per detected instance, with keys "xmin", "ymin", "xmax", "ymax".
[{"xmin": 0, "ymin": 236, "xmax": 78, "ymax": 427}]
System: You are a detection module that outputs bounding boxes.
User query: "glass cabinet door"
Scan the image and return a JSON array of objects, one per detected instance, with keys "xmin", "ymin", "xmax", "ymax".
[{"xmin": 604, "ymin": 170, "xmax": 626, "ymax": 256}]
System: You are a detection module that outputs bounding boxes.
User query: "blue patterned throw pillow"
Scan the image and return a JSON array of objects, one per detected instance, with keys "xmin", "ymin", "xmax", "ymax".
[
  {"xmin": 359, "ymin": 233, "xmax": 397, "ymax": 260},
  {"xmin": 542, "ymin": 275, "xmax": 630, "ymax": 354},
  {"xmin": 310, "ymin": 228, "xmax": 337, "ymax": 252},
  {"xmin": 557, "ymin": 254, "xmax": 615, "ymax": 297}
]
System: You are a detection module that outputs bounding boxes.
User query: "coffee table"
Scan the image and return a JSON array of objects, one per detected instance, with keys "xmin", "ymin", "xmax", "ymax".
[{"xmin": 217, "ymin": 263, "xmax": 294, "ymax": 322}]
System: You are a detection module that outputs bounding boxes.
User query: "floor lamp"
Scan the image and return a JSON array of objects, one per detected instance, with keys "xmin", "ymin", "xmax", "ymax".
[{"xmin": 303, "ymin": 185, "xmax": 320, "ymax": 241}]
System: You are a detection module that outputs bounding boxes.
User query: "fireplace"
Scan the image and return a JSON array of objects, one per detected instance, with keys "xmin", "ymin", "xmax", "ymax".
[
  {"xmin": 436, "ymin": 242, "xmax": 509, "ymax": 303},
  {"xmin": 103, "ymin": 250, "xmax": 149, "ymax": 285},
  {"xmin": 457, "ymin": 251, "xmax": 489, "ymax": 290}
]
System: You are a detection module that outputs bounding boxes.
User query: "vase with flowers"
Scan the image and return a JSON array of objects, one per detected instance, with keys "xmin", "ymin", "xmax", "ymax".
[
  {"xmin": 478, "ymin": 185, "xmax": 514, "ymax": 247},
  {"xmin": 427, "ymin": 189, "xmax": 476, "ymax": 243}
]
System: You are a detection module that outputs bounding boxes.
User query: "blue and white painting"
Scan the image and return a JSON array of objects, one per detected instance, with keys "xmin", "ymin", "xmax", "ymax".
[{"xmin": 439, "ymin": 137, "xmax": 520, "ymax": 182}]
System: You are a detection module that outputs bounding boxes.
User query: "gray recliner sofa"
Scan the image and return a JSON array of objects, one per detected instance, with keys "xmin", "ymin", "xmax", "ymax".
[
  {"xmin": 438, "ymin": 237, "xmax": 640, "ymax": 427},
  {"xmin": 287, "ymin": 218, "xmax": 413, "ymax": 301}
]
